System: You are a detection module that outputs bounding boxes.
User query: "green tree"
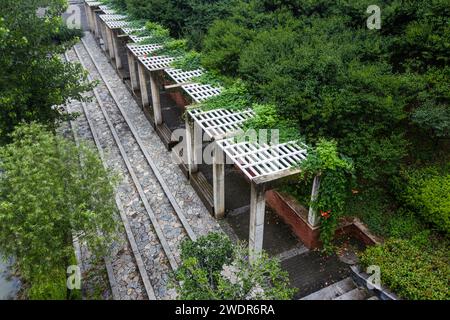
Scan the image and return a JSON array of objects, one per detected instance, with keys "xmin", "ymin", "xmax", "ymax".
[
  {"xmin": 174, "ymin": 233, "xmax": 296, "ymax": 300},
  {"xmin": 0, "ymin": 0, "xmax": 93, "ymax": 144},
  {"xmin": 0, "ymin": 123, "xmax": 119, "ymax": 299}
]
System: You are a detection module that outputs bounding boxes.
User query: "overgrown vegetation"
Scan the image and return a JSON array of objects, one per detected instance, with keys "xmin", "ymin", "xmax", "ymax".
[
  {"xmin": 0, "ymin": 124, "xmax": 120, "ymax": 299},
  {"xmin": 0, "ymin": 0, "xmax": 93, "ymax": 145},
  {"xmin": 99, "ymin": 0, "xmax": 449, "ymax": 299},
  {"xmin": 173, "ymin": 233, "xmax": 296, "ymax": 300},
  {"xmin": 1, "ymin": 0, "xmax": 446, "ymax": 300},
  {"xmin": 360, "ymin": 238, "xmax": 449, "ymax": 300}
]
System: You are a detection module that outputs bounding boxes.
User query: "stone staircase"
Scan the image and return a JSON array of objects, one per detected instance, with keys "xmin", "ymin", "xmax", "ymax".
[{"xmin": 300, "ymin": 277, "xmax": 378, "ymax": 300}]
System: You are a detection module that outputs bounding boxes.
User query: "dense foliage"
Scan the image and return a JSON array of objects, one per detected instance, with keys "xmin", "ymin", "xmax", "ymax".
[
  {"xmin": 0, "ymin": 124, "xmax": 119, "ymax": 299},
  {"xmin": 360, "ymin": 238, "xmax": 449, "ymax": 300},
  {"xmin": 102, "ymin": 0, "xmax": 449, "ymax": 298},
  {"xmin": 394, "ymin": 165, "xmax": 450, "ymax": 235},
  {"xmin": 125, "ymin": 0, "xmax": 234, "ymax": 49},
  {"xmin": 297, "ymin": 140, "xmax": 355, "ymax": 251},
  {"xmin": 0, "ymin": 0, "xmax": 93, "ymax": 145},
  {"xmin": 174, "ymin": 233, "xmax": 295, "ymax": 300}
]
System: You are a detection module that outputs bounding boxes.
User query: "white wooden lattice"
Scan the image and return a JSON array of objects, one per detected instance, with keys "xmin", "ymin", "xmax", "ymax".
[
  {"xmin": 138, "ymin": 55, "xmax": 175, "ymax": 72},
  {"xmin": 127, "ymin": 44, "xmax": 163, "ymax": 57},
  {"xmin": 98, "ymin": 5, "xmax": 110, "ymax": 11},
  {"xmin": 165, "ymin": 68, "xmax": 204, "ymax": 85},
  {"xmin": 105, "ymin": 20, "xmax": 130, "ymax": 29},
  {"xmin": 99, "ymin": 14, "xmax": 127, "ymax": 22},
  {"xmin": 217, "ymin": 139, "xmax": 307, "ymax": 183},
  {"xmin": 121, "ymin": 27, "xmax": 145, "ymax": 35},
  {"xmin": 188, "ymin": 108, "xmax": 254, "ymax": 140},
  {"xmin": 86, "ymin": 1, "xmax": 102, "ymax": 7},
  {"xmin": 182, "ymin": 83, "xmax": 222, "ymax": 103},
  {"xmin": 129, "ymin": 35, "xmax": 152, "ymax": 43}
]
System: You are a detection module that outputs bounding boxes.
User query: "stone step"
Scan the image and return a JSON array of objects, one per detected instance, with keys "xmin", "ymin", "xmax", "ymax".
[
  {"xmin": 301, "ymin": 277, "xmax": 356, "ymax": 300},
  {"xmin": 367, "ymin": 296, "xmax": 379, "ymax": 300},
  {"xmin": 334, "ymin": 287, "xmax": 369, "ymax": 300}
]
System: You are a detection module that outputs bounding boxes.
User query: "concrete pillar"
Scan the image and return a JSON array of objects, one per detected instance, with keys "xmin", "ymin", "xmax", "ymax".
[
  {"xmin": 185, "ymin": 117, "xmax": 195, "ymax": 176},
  {"xmin": 308, "ymin": 175, "xmax": 321, "ymax": 227},
  {"xmin": 127, "ymin": 52, "xmax": 139, "ymax": 91},
  {"xmin": 249, "ymin": 183, "xmax": 266, "ymax": 263},
  {"xmin": 137, "ymin": 64, "xmax": 149, "ymax": 109},
  {"xmin": 106, "ymin": 28, "xmax": 115, "ymax": 59},
  {"xmin": 84, "ymin": 4, "xmax": 92, "ymax": 32},
  {"xmin": 93, "ymin": 11, "xmax": 100, "ymax": 39},
  {"xmin": 112, "ymin": 31, "xmax": 122, "ymax": 69},
  {"xmin": 193, "ymin": 122, "xmax": 202, "ymax": 173},
  {"xmin": 213, "ymin": 143, "xmax": 225, "ymax": 219},
  {"xmin": 149, "ymin": 72, "xmax": 162, "ymax": 126}
]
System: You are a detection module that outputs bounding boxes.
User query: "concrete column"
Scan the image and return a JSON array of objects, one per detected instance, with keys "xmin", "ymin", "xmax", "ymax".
[
  {"xmin": 308, "ymin": 175, "xmax": 321, "ymax": 227},
  {"xmin": 127, "ymin": 52, "xmax": 139, "ymax": 91},
  {"xmin": 84, "ymin": 4, "xmax": 93, "ymax": 32},
  {"xmin": 185, "ymin": 117, "xmax": 199, "ymax": 177},
  {"xmin": 249, "ymin": 183, "xmax": 266, "ymax": 263},
  {"xmin": 149, "ymin": 72, "xmax": 162, "ymax": 126},
  {"xmin": 112, "ymin": 31, "xmax": 122, "ymax": 69},
  {"xmin": 213, "ymin": 143, "xmax": 225, "ymax": 219},
  {"xmin": 93, "ymin": 11, "xmax": 100, "ymax": 39},
  {"xmin": 193, "ymin": 122, "xmax": 202, "ymax": 173},
  {"xmin": 106, "ymin": 28, "xmax": 115, "ymax": 59},
  {"xmin": 137, "ymin": 64, "xmax": 149, "ymax": 109}
]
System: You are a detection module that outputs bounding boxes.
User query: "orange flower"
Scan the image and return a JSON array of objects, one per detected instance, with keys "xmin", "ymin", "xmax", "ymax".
[{"xmin": 320, "ymin": 210, "xmax": 332, "ymax": 220}]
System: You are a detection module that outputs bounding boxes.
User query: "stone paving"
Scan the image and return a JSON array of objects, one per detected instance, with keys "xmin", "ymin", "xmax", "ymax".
[{"xmin": 64, "ymin": 31, "xmax": 222, "ymax": 300}]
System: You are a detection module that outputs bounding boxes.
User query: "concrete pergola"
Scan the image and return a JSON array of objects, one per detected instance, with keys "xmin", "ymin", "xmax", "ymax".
[
  {"xmin": 127, "ymin": 43, "xmax": 163, "ymax": 94},
  {"xmin": 135, "ymin": 54, "xmax": 176, "ymax": 125},
  {"xmin": 84, "ymin": 1, "xmax": 102, "ymax": 36},
  {"xmin": 185, "ymin": 107, "xmax": 315, "ymax": 260},
  {"xmin": 98, "ymin": 15, "xmax": 130, "ymax": 68}
]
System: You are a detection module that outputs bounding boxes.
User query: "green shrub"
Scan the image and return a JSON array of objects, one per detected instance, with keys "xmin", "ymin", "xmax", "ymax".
[
  {"xmin": 198, "ymin": 80, "xmax": 252, "ymax": 111},
  {"xmin": 396, "ymin": 166, "xmax": 450, "ymax": 235},
  {"xmin": 0, "ymin": 124, "xmax": 119, "ymax": 299},
  {"xmin": 360, "ymin": 239, "xmax": 449, "ymax": 300},
  {"xmin": 174, "ymin": 232, "xmax": 296, "ymax": 300},
  {"xmin": 180, "ymin": 232, "xmax": 234, "ymax": 273},
  {"xmin": 28, "ymin": 269, "xmax": 67, "ymax": 300}
]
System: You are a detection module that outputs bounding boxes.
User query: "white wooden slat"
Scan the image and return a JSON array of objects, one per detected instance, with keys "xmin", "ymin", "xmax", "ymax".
[
  {"xmin": 105, "ymin": 20, "xmax": 130, "ymax": 29},
  {"xmin": 188, "ymin": 107, "xmax": 306, "ymax": 183},
  {"xmin": 165, "ymin": 68, "xmax": 204, "ymax": 85},
  {"xmin": 138, "ymin": 55, "xmax": 175, "ymax": 71},
  {"xmin": 121, "ymin": 27, "xmax": 146, "ymax": 35},
  {"xmin": 129, "ymin": 35, "xmax": 152, "ymax": 43},
  {"xmin": 188, "ymin": 108, "xmax": 254, "ymax": 140},
  {"xmin": 86, "ymin": 1, "xmax": 102, "ymax": 7},
  {"xmin": 182, "ymin": 83, "xmax": 222, "ymax": 103},
  {"xmin": 127, "ymin": 44, "xmax": 163, "ymax": 57},
  {"xmin": 99, "ymin": 14, "xmax": 127, "ymax": 22},
  {"xmin": 216, "ymin": 139, "xmax": 307, "ymax": 183}
]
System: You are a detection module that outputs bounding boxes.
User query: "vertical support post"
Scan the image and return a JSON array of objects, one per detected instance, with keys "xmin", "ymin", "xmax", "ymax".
[
  {"xmin": 308, "ymin": 175, "xmax": 321, "ymax": 227},
  {"xmin": 185, "ymin": 116, "xmax": 194, "ymax": 176},
  {"xmin": 213, "ymin": 143, "xmax": 225, "ymax": 219},
  {"xmin": 127, "ymin": 51, "xmax": 139, "ymax": 91},
  {"xmin": 93, "ymin": 10, "xmax": 100, "ymax": 39},
  {"xmin": 137, "ymin": 64, "xmax": 149, "ymax": 109},
  {"xmin": 106, "ymin": 27, "xmax": 115, "ymax": 59},
  {"xmin": 84, "ymin": 4, "xmax": 93, "ymax": 32},
  {"xmin": 100, "ymin": 21, "xmax": 108, "ymax": 49},
  {"xmin": 149, "ymin": 72, "xmax": 162, "ymax": 126},
  {"xmin": 193, "ymin": 121, "xmax": 202, "ymax": 173},
  {"xmin": 249, "ymin": 183, "xmax": 266, "ymax": 263},
  {"xmin": 112, "ymin": 31, "xmax": 122, "ymax": 69}
]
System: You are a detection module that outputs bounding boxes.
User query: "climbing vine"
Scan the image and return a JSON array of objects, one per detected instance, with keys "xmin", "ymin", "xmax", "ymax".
[{"xmin": 299, "ymin": 139, "xmax": 354, "ymax": 252}]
